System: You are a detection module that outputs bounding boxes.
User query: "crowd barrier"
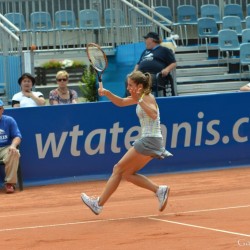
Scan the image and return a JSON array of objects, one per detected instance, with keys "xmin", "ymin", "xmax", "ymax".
[{"xmin": 3, "ymin": 91, "xmax": 250, "ymax": 186}]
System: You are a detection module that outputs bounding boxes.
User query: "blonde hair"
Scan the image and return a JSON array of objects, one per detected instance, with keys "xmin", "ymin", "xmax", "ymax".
[
  {"xmin": 127, "ymin": 71, "xmax": 152, "ymax": 95},
  {"xmin": 56, "ymin": 70, "xmax": 69, "ymax": 80}
]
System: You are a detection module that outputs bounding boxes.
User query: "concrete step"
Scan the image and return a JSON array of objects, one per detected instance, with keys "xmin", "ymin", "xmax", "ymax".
[
  {"xmin": 175, "ymin": 52, "xmax": 208, "ymax": 62},
  {"xmin": 176, "ymin": 67, "xmax": 228, "ymax": 77},
  {"xmin": 177, "ymin": 81, "xmax": 248, "ymax": 95},
  {"xmin": 176, "ymin": 72, "xmax": 249, "ymax": 83}
]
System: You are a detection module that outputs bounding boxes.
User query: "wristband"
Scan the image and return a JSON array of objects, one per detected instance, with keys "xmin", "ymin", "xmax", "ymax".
[{"xmin": 137, "ymin": 93, "xmax": 144, "ymax": 104}]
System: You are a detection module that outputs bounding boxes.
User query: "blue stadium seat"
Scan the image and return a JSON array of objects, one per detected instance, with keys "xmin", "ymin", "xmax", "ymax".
[
  {"xmin": 239, "ymin": 43, "xmax": 250, "ymax": 79},
  {"xmin": 222, "ymin": 16, "xmax": 242, "ymax": 36},
  {"xmin": 246, "ymin": 16, "xmax": 250, "ymax": 29},
  {"xmin": 200, "ymin": 4, "xmax": 221, "ymax": 23},
  {"xmin": 154, "ymin": 6, "xmax": 173, "ymax": 26},
  {"xmin": 197, "ymin": 17, "xmax": 218, "ymax": 54},
  {"xmin": 177, "ymin": 5, "xmax": 198, "ymax": 45},
  {"xmin": 79, "ymin": 9, "xmax": 103, "ymax": 45},
  {"xmin": 54, "ymin": 10, "xmax": 79, "ymax": 48},
  {"xmin": 224, "ymin": 4, "xmax": 244, "ymax": 20},
  {"xmin": 242, "ymin": 29, "xmax": 250, "ymax": 43},
  {"xmin": 218, "ymin": 29, "xmax": 240, "ymax": 69},
  {"xmin": 30, "ymin": 11, "xmax": 54, "ymax": 49}
]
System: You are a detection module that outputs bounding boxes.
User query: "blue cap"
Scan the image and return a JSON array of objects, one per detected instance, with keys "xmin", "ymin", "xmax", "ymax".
[{"xmin": 0, "ymin": 100, "xmax": 4, "ymax": 106}]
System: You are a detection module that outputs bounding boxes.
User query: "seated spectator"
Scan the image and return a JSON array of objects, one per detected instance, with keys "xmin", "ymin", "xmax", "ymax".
[
  {"xmin": 125, "ymin": 32, "xmax": 177, "ymax": 97},
  {"xmin": 240, "ymin": 83, "xmax": 250, "ymax": 91},
  {"xmin": 0, "ymin": 99, "xmax": 22, "ymax": 193},
  {"xmin": 12, "ymin": 73, "xmax": 46, "ymax": 107},
  {"xmin": 49, "ymin": 70, "xmax": 78, "ymax": 105}
]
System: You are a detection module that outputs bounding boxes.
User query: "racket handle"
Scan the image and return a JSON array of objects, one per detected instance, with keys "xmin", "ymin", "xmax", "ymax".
[{"xmin": 99, "ymin": 81, "xmax": 103, "ymax": 90}]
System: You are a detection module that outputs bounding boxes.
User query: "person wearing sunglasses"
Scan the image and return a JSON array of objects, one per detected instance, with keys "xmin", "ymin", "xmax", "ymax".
[
  {"xmin": 49, "ymin": 70, "xmax": 78, "ymax": 105},
  {"xmin": 12, "ymin": 73, "xmax": 46, "ymax": 108}
]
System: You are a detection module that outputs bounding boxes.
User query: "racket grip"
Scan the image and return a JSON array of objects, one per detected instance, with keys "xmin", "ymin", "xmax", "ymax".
[{"xmin": 99, "ymin": 81, "xmax": 103, "ymax": 90}]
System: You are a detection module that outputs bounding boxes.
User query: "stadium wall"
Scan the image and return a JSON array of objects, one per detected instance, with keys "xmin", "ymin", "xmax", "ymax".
[{"xmin": 2, "ymin": 92, "xmax": 250, "ymax": 186}]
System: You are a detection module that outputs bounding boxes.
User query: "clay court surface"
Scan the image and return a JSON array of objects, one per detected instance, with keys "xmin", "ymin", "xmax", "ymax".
[{"xmin": 0, "ymin": 167, "xmax": 250, "ymax": 250}]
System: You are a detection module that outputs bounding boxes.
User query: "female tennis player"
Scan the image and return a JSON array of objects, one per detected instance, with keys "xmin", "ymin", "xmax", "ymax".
[{"xmin": 81, "ymin": 70, "xmax": 173, "ymax": 215}]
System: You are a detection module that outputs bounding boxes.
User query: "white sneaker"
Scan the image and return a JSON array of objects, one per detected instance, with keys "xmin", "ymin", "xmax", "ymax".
[
  {"xmin": 160, "ymin": 150, "xmax": 173, "ymax": 159},
  {"xmin": 156, "ymin": 185, "xmax": 170, "ymax": 212},
  {"xmin": 81, "ymin": 193, "xmax": 103, "ymax": 215}
]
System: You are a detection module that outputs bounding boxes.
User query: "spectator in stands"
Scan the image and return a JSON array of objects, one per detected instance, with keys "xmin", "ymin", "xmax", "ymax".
[
  {"xmin": 49, "ymin": 70, "xmax": 78, "ymax": 105},
  {"xmin": 0, "ymin": 99, "xmax": 22, "ymax": 193},
  {"xmin": 133, "ymin": 31, "xmax": 177, "ymax": 96},
  {"xmin": 12, "ymin": 73, "xmax": 46, "ymax": 107},
  {"xmin": 240, "ymin": 83, "xmax": 250, "ymax": 91}
]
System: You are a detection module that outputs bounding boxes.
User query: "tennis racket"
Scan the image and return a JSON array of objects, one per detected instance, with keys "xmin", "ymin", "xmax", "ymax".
[{"xmin": 86, "ymin": 43, "xmax": 108, "ymax": 90}]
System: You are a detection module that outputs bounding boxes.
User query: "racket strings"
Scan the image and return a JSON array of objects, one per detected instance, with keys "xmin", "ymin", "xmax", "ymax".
[{"xmin": 89, "ymin": 48, "xmax": 106, "ymax": 71}]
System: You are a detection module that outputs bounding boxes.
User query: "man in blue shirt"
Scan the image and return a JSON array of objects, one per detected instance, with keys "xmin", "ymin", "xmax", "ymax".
[
  {"xmin": 134, "ymin": 32, "xmax": 177, "ymax": 96},
  {"xmin": 135, "ymin": 32, "xmax": 176, "ymax": 75},
  {"xmin": 0, "ymin": 100, "xmax": 22, "ymax": 193}
]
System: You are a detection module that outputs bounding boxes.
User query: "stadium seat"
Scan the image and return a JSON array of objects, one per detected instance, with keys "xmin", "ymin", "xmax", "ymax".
[
  {"xmin": 247, "ymin": 4, "xmax": 250, "ymax": 17},
  {"xmin": 4, "ymin": 12, "xmax": 30, "ymax": 47},
  {"xmin": 153, "ymin": 6, "xmax": 173, "ymax": 26},
  {"xmin": 218, "ymin": 29, "xmax": 240, "ymax": 69},
  {"xmin": 54, "ymin": 10, "xmax": 79, "ymax": 48},
  {"xmin": 222, "ymin": 16, "xmax": 242, "ymax": 36},
  {"xmin": 239, "ymin": 43, "xmax": 250, "ymax": 79},
  {"xmin": 79, "ymin": 9, "xmax": 104, "ymax": 45},
  {"xmin": 177, "ymin": 5, "xmax": 197, "ymax": 45},
  {"xmin": 246, "ymin": 16, "xmax": 250, "ymax": 29},
  {"xmin": 200, "ymin": 4, "xmax": 221, "ymax": 23},
  {"xmin": 197, "ymin": 17, "xmax": 218, "ymax": 54},
  {"xmin": 30, "ymin": 11, "xmax": 54, "ymax": 49},
  {"xmin": 242, "ymin": 29, "xmax": 250, "ymax": 43},
  {"xmin": 224, "ymin": 4, "xmax": 244, "ymax": 20}
]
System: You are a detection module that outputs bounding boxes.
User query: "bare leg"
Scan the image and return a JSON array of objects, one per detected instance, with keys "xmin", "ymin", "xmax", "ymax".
[
  {"xmin": 98, "ymin": 171, "xmax": 122, "ymax": 206},
  {"xmin": 98, "ymin": 147, "xmax": 156, "ymax": 206},
  {"xmin": 125, "ymin": 173, "xmax": 158, "ymax": 193}
]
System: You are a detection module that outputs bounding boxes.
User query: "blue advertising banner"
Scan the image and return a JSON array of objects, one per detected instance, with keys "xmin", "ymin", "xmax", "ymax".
[{"xmin": 3, "ymin": 92, "xmax": 250, "ymax": 186}]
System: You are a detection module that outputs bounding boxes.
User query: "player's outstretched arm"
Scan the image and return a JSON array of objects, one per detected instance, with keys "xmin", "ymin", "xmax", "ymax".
[{"xmin": 98, "ymin": 88, "xmax": 136, "ymax": 107}]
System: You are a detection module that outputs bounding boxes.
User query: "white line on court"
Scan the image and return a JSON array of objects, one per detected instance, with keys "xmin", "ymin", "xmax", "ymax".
[
  {"xmin": 1, "ymin": 189, "xmax": 250, "ymax": 219},
  {"xmin": 149, "ymin": 217, "xmax": 250, "ymax": 238},
  {"xmin": 0, "ymin": 204, "xmax": 249, "ymax": 233},
  {"xmin": 164, "ymin": 204, "xmax": 250, "ymax": 216}
]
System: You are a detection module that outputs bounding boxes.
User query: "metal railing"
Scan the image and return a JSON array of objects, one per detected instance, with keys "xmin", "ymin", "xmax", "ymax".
[
  {"xmin": 0, "ymin": 13, "xmax": 22, "ymax": 103},
  {"xmin": 1, "ymin": 0, "xmax": 248, "ymax": 50}
]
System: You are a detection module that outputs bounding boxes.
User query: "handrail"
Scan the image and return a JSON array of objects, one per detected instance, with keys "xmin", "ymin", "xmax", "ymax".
[
  {"xmin": 132, "ymin": 0, "xmax": 173, "ymax": 26},
  {"xmin": 0, "ymin": 13, "xmax": 20, "ymax": 42},
  {"xmin": 120, "ymin": 0, "xmax": 173, "ymax": 34}
]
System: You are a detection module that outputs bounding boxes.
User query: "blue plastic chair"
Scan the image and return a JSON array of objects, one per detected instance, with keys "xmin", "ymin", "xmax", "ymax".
[
  {"xmin": 222, "ymin": 16, "xmax": 242, "ymax": 36},
  {"xmin": 246, "ymin": 16, "xmax": 250, "ymax": 29},
  {"xmin": 154, "ymin": 6, "xmax": 172, "ymax": 26},
  {"xmin": 4, "ymin": 12, "xmax": 30, "ymax": 48},
  {"xmin": 130, "ymin": 7, "xmax": 151, "ymax": 27},
  {"xmin": 54, "ymin": 10, "xmax": 79, "ymax": 48},
  {"xmin": 218, "ymin": 29, "xmax": 240, "ymax": 69},
  {"xmin": 104, "ymin": 8, "xmax": 126, "ymax": 28},
  {"xmin": 197, "ymin": 17, "xmax": 218, "ymax": 54},
  {"xmin": 79, "ymin": 9, "xmax": 102, "ymax": 29},
  {"xmin": 177, "ymin": 5, "xmax": 197, "ymax": 45},
  {"xmin": 224, "ymin": 4, "xmax": 244, "ymax": 20},
  {"xmin": 79, "ymin": 9, "xmax": 103, "ymax": 44},
  {"xmin": 200, "ymin": 4, "xmax": 221, "ymax": 23},
  {"xmin": 239, "ymin": 43, "xmax": 250, "ymax": 79},
  {"xmin": 4, "ymin": 12, "xmax": 27, "ymax": 31},
  {"xmin": 247, "ymin": 4, "xmax": 250, "ymax": 17},
  {"xmin": 55, "ymin": 10, "xmax": 78, "ymax": 30},
  {"xmin": 242, "ymin": 29, "xmax": 250, "ymax": 43},
  {"xmin": 30, "ymin": 11, "xmax": 54, "ymax": 49}
]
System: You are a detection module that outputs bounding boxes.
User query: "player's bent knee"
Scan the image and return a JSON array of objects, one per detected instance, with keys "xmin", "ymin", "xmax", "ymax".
[{"xmin": 112, "ymin": 163, "xmax": 123, "ymax": 175}]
